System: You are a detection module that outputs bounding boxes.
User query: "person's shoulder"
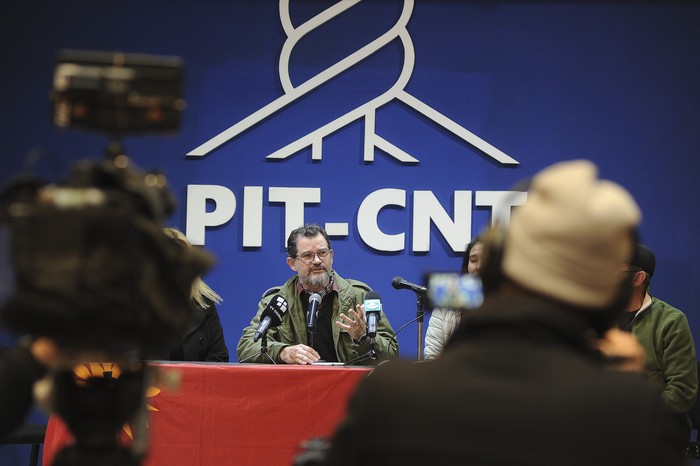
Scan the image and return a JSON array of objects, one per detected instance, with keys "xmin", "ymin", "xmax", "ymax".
[
  {"xmin": 260, "ymin": 276, "xmax": 297, "ymax": 299},
  {"xmin": 261, "ymin": 286, "xmax": 282, "ymax": 298},
  {"xmin": 650, "ymin": 297, "xmax": 687, "ymax": 319},
  {"xmin": 338, "ymin": 277, "xmax": 372, "ymax": 302},
  {"xmin": 365, "ymin": 359, "xmax": 421, "ymax": 382},
  {"xmin": 430, "ymin": 308, "xmax": 451, "ymax": 318},
  {"xmin": 363, "ymin": 358, "xmax": 464, "ymax": 395},
  {"xmin": 345, "ymin": 278, "xmax": 371, "ymax": 292}
]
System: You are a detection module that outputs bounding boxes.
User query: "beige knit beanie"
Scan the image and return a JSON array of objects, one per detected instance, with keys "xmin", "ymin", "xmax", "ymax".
[{"xmin": 502, "ymin": 160, "xmax": 641, "ymax": 309}]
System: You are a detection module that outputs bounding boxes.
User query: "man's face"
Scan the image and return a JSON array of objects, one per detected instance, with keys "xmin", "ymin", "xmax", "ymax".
[{"xmin": 286, "ymin": 234, "xmax": 334, "ymax": 292}]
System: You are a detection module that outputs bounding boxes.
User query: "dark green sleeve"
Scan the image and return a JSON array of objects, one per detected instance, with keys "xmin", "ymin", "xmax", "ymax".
[{"xmin": 658, "ymin": 311, "xmax": 697, "ymax": 414}]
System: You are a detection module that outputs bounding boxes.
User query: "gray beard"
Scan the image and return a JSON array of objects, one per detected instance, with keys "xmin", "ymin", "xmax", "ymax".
[{"xmin": 300, "ymin": 270, "xmax": 331, "ymax": 289}]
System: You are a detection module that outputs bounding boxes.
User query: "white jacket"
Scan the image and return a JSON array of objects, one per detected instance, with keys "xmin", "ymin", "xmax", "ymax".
[{"xmin": 424, "ymin": 308, "xmax": 462, "ymax": 360}]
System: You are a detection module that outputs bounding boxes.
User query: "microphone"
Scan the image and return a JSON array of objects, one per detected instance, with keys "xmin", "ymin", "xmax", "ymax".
[
  {"xmin": 307, "ymin": 293, "xmax": 321, "ymax": 331},
  {"xmin": 363, "ymin": 291, "xmax": 382, "ymax": 339},
  {"xmin": 253, "ymin": 295, "xmax": 289, "ymax": 342},
  {"xmin": 391, "ymin": 276, "xmax": 427, "ymax": 294}
]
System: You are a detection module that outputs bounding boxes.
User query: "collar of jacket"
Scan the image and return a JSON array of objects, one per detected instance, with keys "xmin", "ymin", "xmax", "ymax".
[
  {"xmin": 449, "ymin": 294, "xmax": 599, "ymax": 354},
  {"xmin": 182, "ymin": 301, "xmax": 209, "ymax": 338},
  {"xmin": 631, "ymin": 294, "xmax": 655, "ymax": 321}
]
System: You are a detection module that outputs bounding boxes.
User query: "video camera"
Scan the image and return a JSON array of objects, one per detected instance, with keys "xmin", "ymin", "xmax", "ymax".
[
  {"xmin": 0, "ymin": 49, "xmax": 208, "ymax": 356},
  {"xmin": 0, "ymin": 156, "xmax": 213, "ymax": 356},
  {"xmin": 52, "ymin": 48, "xmax": 184, "ymax": 136},
  {"xmin": 0, "ymin": 49, "xmax": 210, "ymax": 465}
]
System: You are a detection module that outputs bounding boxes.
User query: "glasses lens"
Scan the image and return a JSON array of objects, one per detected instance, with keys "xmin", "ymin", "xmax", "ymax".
[{"xmin": 298, "ymin": 249, "xmax": 329, "ymax": 263}]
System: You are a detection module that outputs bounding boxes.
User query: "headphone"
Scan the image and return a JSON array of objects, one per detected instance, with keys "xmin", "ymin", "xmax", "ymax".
[{"xmin": 477, "ymin": 222, "xmax": 508, "ymax": 296}]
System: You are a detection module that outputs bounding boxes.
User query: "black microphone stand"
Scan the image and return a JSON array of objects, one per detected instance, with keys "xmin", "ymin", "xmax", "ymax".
[
  {"xmin": 343, "ymin": 337, "xmax": 378, "ymax": 366},
  {"xmin": 239, "ymin": 334, "xmax": 276, "ymax": 364},
  {"xmin": 415, "ymin": 291, "xmax": 426, "ymax": 361},
  {"xmin": 307, "ymin": 326, "xmax": 315, "ymax": 350}
]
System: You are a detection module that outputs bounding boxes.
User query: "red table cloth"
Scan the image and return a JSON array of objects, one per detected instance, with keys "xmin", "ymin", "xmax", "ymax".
[{"xmin": 43, "ymin": 363, "xmax": 371, "ymax": 466}]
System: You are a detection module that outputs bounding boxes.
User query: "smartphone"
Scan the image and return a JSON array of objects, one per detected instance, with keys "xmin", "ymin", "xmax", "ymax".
[{"xmin": 424, "ymin": 272, "xmax": 484, "ymax": 310}]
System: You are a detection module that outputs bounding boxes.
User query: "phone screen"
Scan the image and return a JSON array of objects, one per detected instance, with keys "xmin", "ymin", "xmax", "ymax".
[{"xmin": 424, "ymin": 272, "xmax": 483, "ymax": 310}]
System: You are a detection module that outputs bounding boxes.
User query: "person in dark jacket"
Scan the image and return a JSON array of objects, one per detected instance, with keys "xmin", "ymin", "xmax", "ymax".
[
  {"xmin": 0, "ymin": 338, "xmax": 56, "ymax": 439},
  {"xmin": 324, "ymin": 160, "xmax": 686, "ymax": 466},
  {"xmin": 163, "ymin": 228, "xmax": 229, "ymax": 362}
]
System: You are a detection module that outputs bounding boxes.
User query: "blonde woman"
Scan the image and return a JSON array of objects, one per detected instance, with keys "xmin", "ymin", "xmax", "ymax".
[{"xmin": 162, "ymin": 228, "xmax": 229, "ymax": 362}]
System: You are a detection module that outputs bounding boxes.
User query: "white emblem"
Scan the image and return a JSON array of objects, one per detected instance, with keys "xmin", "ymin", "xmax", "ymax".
[{"xmin": 187, "ymin": 0, "xmax": 518, "ymax": 166}]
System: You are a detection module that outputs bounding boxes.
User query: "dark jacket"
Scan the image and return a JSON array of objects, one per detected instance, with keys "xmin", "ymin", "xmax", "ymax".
[
  {"xmin": 0, "ymin": 343, "xmax": 46, "ymax": 439},
  {"xmin": 326, "ymin": 294, "xmax": 686, "ymax": 466},
  {"xmin": 170, "ymin": 301, "xmax": 229, "ymax": 362}
]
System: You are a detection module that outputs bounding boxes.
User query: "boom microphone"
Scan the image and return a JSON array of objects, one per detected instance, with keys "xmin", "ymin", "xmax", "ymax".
[
  {"xmin": 253, "ymin": 295, "xmax": 289, "ymax": 342},
  {"xmin": 363, "ymin": 291, "xmax": 382, "ymax": 339},
  {"xmin": 391, "ymin": 276, "xmax": 427, "ymax": 294},
  {"xmin": 307, "ymin": 293, "xmax": 321, "ymax": 330}
]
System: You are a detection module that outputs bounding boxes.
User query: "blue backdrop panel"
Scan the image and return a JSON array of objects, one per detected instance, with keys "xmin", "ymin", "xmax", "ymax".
[{"xmin": 1, "ymin": 1, "xmax": 699, "ymax": 368}]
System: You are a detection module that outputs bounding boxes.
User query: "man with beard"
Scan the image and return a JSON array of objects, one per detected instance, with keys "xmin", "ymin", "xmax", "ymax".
[{"xmin": 237, "ymin": 224, "xmax": 398, "ymax": 365}]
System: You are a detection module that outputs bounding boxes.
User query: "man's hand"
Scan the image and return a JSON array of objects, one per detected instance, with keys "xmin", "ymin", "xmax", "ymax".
[
  {"xmin": 29, "ymin": 338, "xmax": 59, "ymax": 368},
  {"xmin": 280, "ymin": 344, "xmax": 321, "ymax": 365},
  {"xmin": 595, "ymin": 328, "xmax": 646, "ymax": 372},
  {"xmin": 335, "ymin": 304, "xmax": 367, "ymax": 342},
  {"xmin": 29, "ymin": 337, "xmax": 125, "ymax": 370}
]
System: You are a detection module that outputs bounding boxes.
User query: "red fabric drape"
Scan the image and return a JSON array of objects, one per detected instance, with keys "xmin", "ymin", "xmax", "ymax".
[{"xmin": 43, "ymin": 363, "xmax": 371, "ymax": 466}]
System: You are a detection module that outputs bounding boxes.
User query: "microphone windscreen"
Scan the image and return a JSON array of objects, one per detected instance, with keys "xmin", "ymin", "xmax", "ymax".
[
  {"xmin": 264, "ymin": 294, "xmax": 289, "ymax": 326},
  {"xmin": 364, "ymin": 291, "xmax": 382, "ymax": 314},
  {"xmin": 309, "ymin": 293, "xmax": 322, "ymax": 305},
  {"xmin": 391, "ymin": 277, "xmax": 403, "ymax": 289}
]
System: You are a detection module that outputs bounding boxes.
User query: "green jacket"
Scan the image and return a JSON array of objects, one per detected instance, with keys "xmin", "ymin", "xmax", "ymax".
[
  {"xmin": 631, "ymin": 296, "xmax": 698, "ymax": 418},
  {"xmin": 236, "ymin": 272, "xmax": 398, "ymax": 365}
]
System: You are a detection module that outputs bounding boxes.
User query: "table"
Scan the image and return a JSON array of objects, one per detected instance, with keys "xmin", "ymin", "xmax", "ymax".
[{"xmin": 43, "ymin": 363, "xmax": 372, "ymax": 466}]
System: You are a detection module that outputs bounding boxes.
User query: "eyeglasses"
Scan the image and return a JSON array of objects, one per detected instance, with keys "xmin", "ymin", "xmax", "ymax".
[{"xmin": 296, "ymin": 248, "xmax": 331, "ymax": 264}]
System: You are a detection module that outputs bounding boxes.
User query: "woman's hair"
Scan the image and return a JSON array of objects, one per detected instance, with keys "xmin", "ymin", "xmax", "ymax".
[
  {"xmin": 163, "ymin": 227, "xmax": 222, "ymax": 308},
  {"xmin": 461, "ymin": 235, "xmax": 482, "ymax": 274}
]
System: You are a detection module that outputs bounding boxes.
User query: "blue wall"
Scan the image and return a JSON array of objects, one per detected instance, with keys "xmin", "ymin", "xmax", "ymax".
[{"xmin": 1, "ymin": 0, "xmax": 699, "ymax": 370}]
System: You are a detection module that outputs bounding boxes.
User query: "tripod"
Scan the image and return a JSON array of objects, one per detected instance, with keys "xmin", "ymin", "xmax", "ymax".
[
  {"xmin": 51, "ymin": 361, "xmax": 151, "ymax": 466},
  {"xmin": 239, "ymin": 334, "xmax": 276, "ymax": 364}
]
